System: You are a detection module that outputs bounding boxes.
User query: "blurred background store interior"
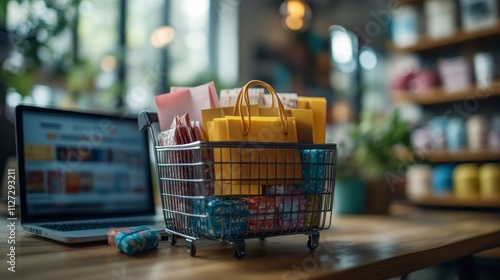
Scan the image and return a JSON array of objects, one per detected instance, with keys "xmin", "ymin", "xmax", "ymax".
[{"xmin": 2, "ymin": 1, "xmax": 500, "ymax": 211}]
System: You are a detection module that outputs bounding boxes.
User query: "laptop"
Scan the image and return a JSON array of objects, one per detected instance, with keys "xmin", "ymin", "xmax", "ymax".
[{"xmin": 15, "ymin": 105, "xmax": 166, "ymax": 243}]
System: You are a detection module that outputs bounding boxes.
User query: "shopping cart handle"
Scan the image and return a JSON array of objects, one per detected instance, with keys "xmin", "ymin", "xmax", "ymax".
[{"xmin": 138, "ymin": 110, "xmax": 159, "ymax": 132}]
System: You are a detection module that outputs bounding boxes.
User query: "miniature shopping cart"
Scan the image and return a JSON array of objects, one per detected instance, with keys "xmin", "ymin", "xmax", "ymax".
[{"xmin": 139, "ymin": 111, "xmax": 337, "ymax": 259}]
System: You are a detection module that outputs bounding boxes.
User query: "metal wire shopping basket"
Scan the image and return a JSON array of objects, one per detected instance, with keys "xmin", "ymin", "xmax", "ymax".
[{"xmin": 139, "ymin": 111, "xmax": 337, "ymax": 259}]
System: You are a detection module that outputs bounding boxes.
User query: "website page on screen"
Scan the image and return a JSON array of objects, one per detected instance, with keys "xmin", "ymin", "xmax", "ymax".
[{"xmin": 22, "ymin": 111, "xmax": 150, "ymax": 216}]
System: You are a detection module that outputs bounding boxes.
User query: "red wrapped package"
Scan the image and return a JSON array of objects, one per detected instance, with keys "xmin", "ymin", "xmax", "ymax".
[
  {"xmin": 243, "ymin": 197, "xmax": 280, "ymax": 232},
  {"xmin": 158, "ymin": 113, "xmax": 214, "ymax": 196},
  {"xmin": 157, "ymin": 114, "xmax": 215, "ymax": 232}
]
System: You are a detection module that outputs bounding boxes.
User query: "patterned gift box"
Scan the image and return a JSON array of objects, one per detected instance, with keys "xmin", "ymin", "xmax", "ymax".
[
  {"xmin": 266, "ymin": 185, "xmax": 300, "ymax": 195},
  {"xmin": 112, "ymin": 227, "xmax": 162, "ymax": 255},
  {"xmin": 244, "ymin": 196, "xmax": 280, "ymax": 232},
  {"xmin": 262, "ymin": 93, "xmax": 298, "ymax": 109},
  {"xmin": 219, "ymin": 88, "xmax": 264, "ymax": 107},
  {"xmin": 300, "ymin": 149, "xmax": 326, "ymax": 194},
  {"xmin": 108, "ymin": 227, "xmax": 136, "ymax": 247},
  {"xmin": 250, "ymin": 220, "xmax": 277, "ymax": 232},
  {"xmin": 192, "ymin": 198, "xmax": 248, "ymax": 239},
  {"xmin": 276, "ymin": 194, "xmax": 307, "ymax": 230},
  {"xmin": 267, "ymin": 185, "xmax": 307, "ymax": 231}
]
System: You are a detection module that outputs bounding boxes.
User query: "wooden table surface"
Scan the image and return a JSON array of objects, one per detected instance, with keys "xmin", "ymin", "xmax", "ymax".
[{"xmin": 1, "ymin": 205, "xmax": 499, "ymax": 280}]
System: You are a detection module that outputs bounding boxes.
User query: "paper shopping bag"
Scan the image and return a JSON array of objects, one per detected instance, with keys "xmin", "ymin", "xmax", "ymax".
[
  {"xmin": 297, "ymin": 97, "xmax": 327, "ymax": 144},
  {"xmin": 155, "ymin": 81, "xmax": 219, "ymax": 131},
  {"xmin": 259, "ymin": 107, "xmax": 315, "ymax": 143},
  {"xmin": 207, "ymin": 80, "xmax": 302, "ymax": 186},
  {"xmin": 201, "ymin": 104, "xmax": 259, "ymax": 131}
]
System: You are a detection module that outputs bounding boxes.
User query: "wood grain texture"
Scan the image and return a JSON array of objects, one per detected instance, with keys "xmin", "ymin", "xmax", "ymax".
[
  {"xmin": 409, "ymin": 194, "xmax": 500, "ymax": 209},
  {"xmin": 1, "ymin": 205, "xmax": 499, "ymax": 280}
]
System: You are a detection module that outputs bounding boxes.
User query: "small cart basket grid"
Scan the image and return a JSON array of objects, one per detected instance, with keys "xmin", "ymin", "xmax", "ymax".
[{"xmin": 139, "ymin": 111, "xmax": 337, "ymax": 259}]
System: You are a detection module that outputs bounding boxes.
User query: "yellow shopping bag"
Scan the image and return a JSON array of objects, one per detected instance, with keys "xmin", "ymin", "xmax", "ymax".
[
  {"xmin": 201, "ymin": 104, "xmax": 259, "ymax": 131},
  {"xmin": 258, "ymin": 107, "xmax": 315, "ymax": 144},
  {"xmin": 297, "ymin": 97, "xmax": 327, "ymax": 144},
  {"xmin": 207, "ymin": 80, "xmax": 302, "ymax": 186},
  {"xmin": 260, "ymin": 94, "xmax": 324, "ymax": 144}
]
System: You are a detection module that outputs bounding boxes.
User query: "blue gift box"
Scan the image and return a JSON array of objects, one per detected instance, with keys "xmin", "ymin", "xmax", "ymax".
[
  {"xmin": 300, "ymin": 149, "xmax": 326, "ymax": 194},
  {"xmin": 192, "ymin": 198, "xmax": 249, "ymax": 239},
  {"xmin": 114, "ymin": 227, "xmax": 162, "ymax": 255}
]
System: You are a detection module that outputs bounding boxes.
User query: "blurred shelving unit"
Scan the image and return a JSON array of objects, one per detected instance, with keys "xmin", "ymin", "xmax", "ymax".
[
  {"xmin": 388, "ymin": 24, "xmax": 500, "ymax": 53},
  {"xmin": 400, "ymin": 146, "xmax": 500, "ymax": 209},
  {"xmin": 406, "ymin": 148, "xmax": 500, "ymax": 163},
  {"xmin": 391, "ymin": 82, "xmax": 500, "ymax": 105},
  {"xmin": 388, "ymin": 0, "xmax": 500, "ymax": 210}
]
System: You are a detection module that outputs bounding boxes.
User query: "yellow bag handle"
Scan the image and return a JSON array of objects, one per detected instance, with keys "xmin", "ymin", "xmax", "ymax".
[{"xmin": 233, "ymin": 80, "xmax": 288, "ymax": 136}]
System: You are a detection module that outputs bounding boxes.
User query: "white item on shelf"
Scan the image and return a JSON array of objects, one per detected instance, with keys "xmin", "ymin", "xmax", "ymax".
[
  {"xmin": 406, "ymin": 164, "xmax": 433, "ymax": 200},
  {"xmin": 460, "ymin": 0, "xmax": 499, "ymax": 32},
  {"xmin": 411, "ymin": 127, "xmax": 433, "ymax": 152},
  {"xmin": 466, "ymin": 115, "xmax": 490, "ymax": 150},
  {"xmin": 425, "ymin": 0, "xmax": 458, "ymax": 39},
  {"xmin": 437, "ymin": 56, "xmax": 472, "ymax": 92},
  {"xmin": 473, "ymin": 52, "xmax": 495, "ymax": 88},
  {"xmin": 392, "ymin": 5, "xmax": 420, "ymax": 47}
]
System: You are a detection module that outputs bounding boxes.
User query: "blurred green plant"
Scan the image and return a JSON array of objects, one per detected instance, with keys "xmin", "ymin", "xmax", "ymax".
[
  {"xmin": 0, "ymin": 1, "xmax": 8, "ymax": 27},
  {"xmin": 66, "ymin": 58, "xmax": 96, "ymax": 94},
  {"xmin": 336, "ymin": 140, "xmax": 361, "ymax": 180},
  {"xmin": 337, "ymin": 110, "xmax": 411, "ymax": 180},
  {"xmin": 1, "ymin": 0, "xmax": 80, "ymax": 95}
]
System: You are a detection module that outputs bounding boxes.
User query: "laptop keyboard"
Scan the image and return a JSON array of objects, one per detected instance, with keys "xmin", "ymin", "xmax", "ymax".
[{"xmin": 39, "ymin": 221, "xmax": 156, "ymax": 232}]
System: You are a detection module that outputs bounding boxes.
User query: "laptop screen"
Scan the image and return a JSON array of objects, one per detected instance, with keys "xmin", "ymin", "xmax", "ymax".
[{"xmin": 16, "ymin": 105, "xmax": 155, "ymax": 222}]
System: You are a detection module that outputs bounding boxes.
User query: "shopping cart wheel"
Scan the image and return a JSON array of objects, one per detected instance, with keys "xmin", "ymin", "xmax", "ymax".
[
  {"xmin": 186, "ymin": 240, "xmax": 196, "ymax": 257},
  {"xmin": 169, "ymin": 235, "xmax": 177, "ymax": 246},
  {"xmin": 307, "ymin": 233, "xmax": 319, "ymax": 250},
  {"xmin": 189, "ymin": 245, "xmax": 196, "ymax": 257},
  {"xmin": 232, "ymin": 241, "xmax": 246, "ymax": 259}
]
